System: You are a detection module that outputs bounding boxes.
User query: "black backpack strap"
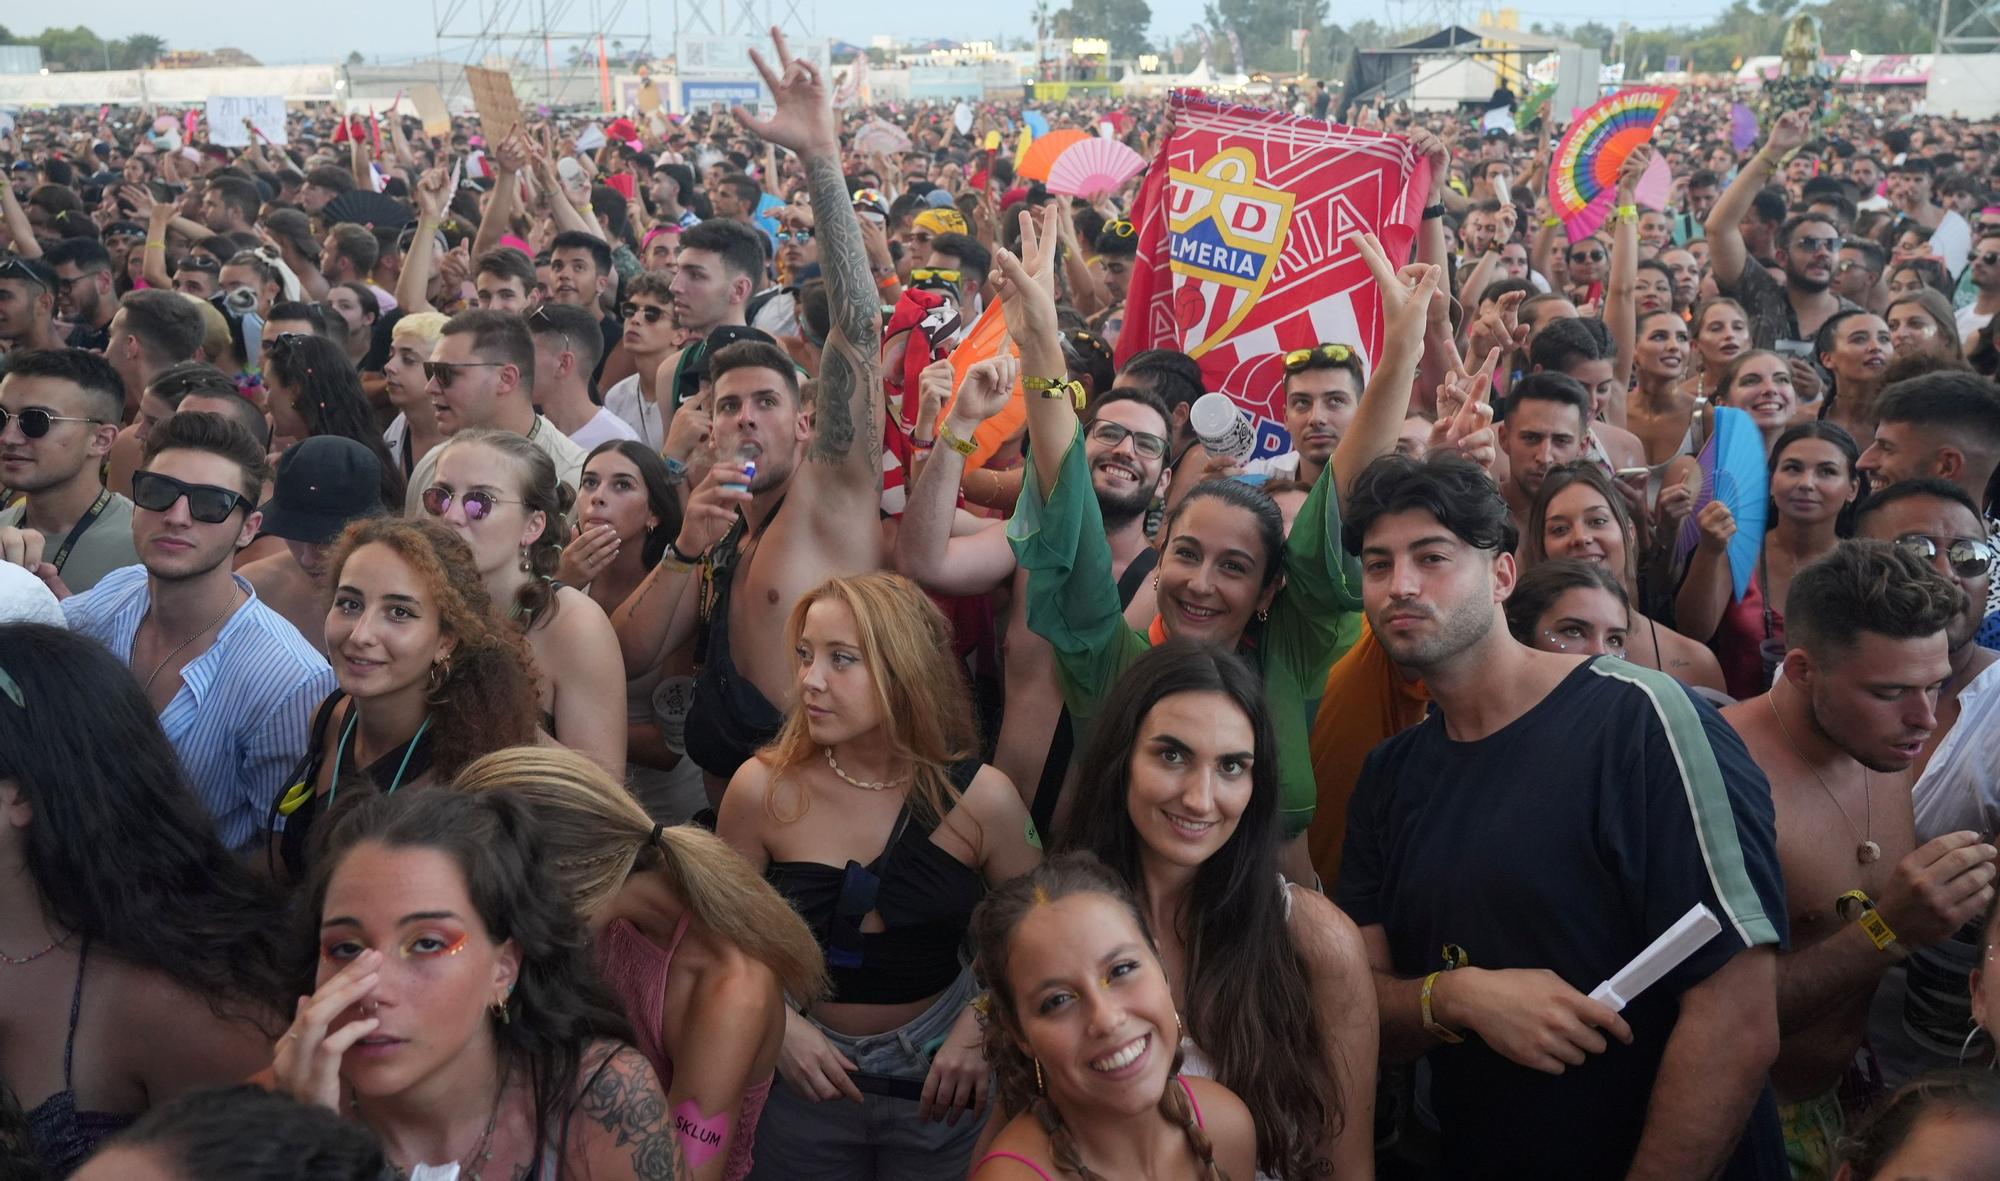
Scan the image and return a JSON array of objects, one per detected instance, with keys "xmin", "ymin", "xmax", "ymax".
[{"xmin": 1116, "ymin": 547, "xmax": 1159, "ymax": 609}]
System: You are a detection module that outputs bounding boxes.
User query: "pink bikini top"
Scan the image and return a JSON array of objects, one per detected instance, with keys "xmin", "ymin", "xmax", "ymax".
[{"xmin": 972, "ymin": 1076, "xmax": 1206, "ymax": 1180}]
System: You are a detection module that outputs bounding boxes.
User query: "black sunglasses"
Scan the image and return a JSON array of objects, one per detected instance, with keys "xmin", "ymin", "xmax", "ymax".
[
  {"xmin": 1896, "ymin": 534, "xmax": 1998, "ymax": 579},
  {"xmin": 422, "ymin": 360, "xmax": 509, "ymax": 388},
  {"xmin": 0, "ymin": 406, "xmax": 104, "ymax": 438},
  {"xmin": 621, "ymin": 302, "xmax": 667, "ymax": 323},
  {"xmin": 131, "ymin": 470, "xmax": 253, "ymax": 524},
  {"xmin": 1568, "ymin": 249, "xmax": 1606, "ymax": 263},
  {"xmin": 1086, "ymin": 419, "xmax": 1168, "ymax": 460}
]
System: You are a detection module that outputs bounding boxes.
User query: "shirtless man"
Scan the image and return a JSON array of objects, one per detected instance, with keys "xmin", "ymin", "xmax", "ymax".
[
  {"xmin": 611, "ymin": 28, "xmax": 886, "ymax": 803},
  {"xmin": 238, "ymin": 436, "xmax": 386, "ymax": 652},
  {"xmin": 1721, "ymin": 539, "xmax": 1995, "ymax": 1177}
]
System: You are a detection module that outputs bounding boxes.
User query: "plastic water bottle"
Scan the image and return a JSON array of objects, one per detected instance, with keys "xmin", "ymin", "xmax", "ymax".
[
  {"xmin": 1189, "ymin": 392, "xmax": 1256, "ymax": 463},
  {"xmin": 721, "ymin": 438, "xmax": 758, "ymax": 494}
]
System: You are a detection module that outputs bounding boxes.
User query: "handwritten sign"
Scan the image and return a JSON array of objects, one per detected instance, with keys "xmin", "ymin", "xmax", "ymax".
[
  {"xmin": 410, "ymin": 83, "xmax": 451, "ymax": 138},
  {"xmin": 464, "ymin": 66, "xmax": 523, "ymax": 141},
  {"xmin": 205, "ymin": 96, "xmax": 286, "ymax": 147}
]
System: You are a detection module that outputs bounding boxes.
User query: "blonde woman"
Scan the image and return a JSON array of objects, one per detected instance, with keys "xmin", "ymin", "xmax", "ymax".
[
  {"xmin": 718, "ymin": 572, "xmax": 1042, "ymax": 1179},
  {"xmin": 454, "ymin": 746, "xmax": 825, "ymax": 1181}
]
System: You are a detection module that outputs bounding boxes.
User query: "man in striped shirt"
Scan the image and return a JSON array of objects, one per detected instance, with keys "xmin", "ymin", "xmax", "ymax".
[
  {"xmin": 56, "ymin": 411, "xmax": 333, "ymax": 852},
  {"xmin": 1337, "ymin": 454, "xmax": 1789, "ymax": 1180}
]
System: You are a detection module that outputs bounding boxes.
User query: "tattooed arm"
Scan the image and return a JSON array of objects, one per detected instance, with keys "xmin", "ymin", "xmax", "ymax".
[
  {"xmin": 570, "ymin": 1042, "xmax": 691, "ymax": 1180},
  {"xmin": 733, "ymin": 26, "xmax": 883, "ymax": 502}
]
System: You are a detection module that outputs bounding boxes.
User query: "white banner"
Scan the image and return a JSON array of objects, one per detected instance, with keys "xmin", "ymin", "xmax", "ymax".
[{"xmin": 205, "ymin": 95, "xmax": 287, "ymax": 146}]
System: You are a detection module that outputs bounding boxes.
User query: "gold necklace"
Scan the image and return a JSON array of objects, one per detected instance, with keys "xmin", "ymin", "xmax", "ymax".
[
  {"xmin": 824, "ymin": 747, "xmax": 904, "ymax": 791},
  {"xmin": 138, "ymin": 591, "xmax": 240, "ymax": 694},
  {"xmin": 1769, "ymin": 690, "xmax": 1878, "ymax": 864}
]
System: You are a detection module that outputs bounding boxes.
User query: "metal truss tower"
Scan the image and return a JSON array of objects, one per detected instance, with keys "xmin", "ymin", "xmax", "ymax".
[{"xmin": 430, "ymin": 0, "xmax": 657, "ymax": 102}]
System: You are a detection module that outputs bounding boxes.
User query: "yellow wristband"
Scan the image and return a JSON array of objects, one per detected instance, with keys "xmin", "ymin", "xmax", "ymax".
[
  {"xmin": 146, "ymin": 239, "xmax": 166, "ymax": 249},
  {"xmin": 1837, "ymin": 889, "xmax": 1901, "ymax": 953},
  {"xmin": 938, "ymin": 423, "xmax": 979, "ymax": 456},
  {"xmin": 1421, "ymin": 971, "xmax": 1464, "ymax": 1043},
  {"xmin": 1024, "ymin": 375, "xmax": 1087, "ymax": 410},
  {"xmin": 1615, "ymin": 204, "xmax": 1639, "ymax": 218}
]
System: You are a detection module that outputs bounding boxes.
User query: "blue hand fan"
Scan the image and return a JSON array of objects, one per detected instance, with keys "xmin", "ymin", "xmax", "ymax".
[
  {"xmin": 1674, "ymin": 405, "xmax": 1768, "ymax": 600},
  {"xmin": 1023, "ymin": 110, "xmax": 1050, "ymax": 138}
]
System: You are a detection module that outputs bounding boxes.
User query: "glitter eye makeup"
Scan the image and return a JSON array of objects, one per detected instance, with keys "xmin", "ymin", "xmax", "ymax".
[{"xmin": 416, "ymin": 933, "xmax": 471, "ymax": 959}]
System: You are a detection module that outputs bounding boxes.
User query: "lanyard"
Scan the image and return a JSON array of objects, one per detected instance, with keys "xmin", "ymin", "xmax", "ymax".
[{"xmin": 48, "ymin": 489, "xmax": 112, "ymax": 574}]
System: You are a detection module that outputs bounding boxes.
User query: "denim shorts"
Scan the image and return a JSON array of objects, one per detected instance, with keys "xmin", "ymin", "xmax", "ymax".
[{"xmin": 746, "ymin": 967, "xmax": 988, "ymax": 1181}]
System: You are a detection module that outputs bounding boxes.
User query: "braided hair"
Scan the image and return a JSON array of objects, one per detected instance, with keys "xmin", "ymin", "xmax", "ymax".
[{"xmin": 971, "ymin": 853, "xmax": 1229, "ymax": 1181}]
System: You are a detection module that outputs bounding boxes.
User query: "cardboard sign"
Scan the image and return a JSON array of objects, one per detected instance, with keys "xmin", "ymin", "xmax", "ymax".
[
  {"xmin": 464, "ymin": 66, "xmax": 523, "ymax": 141},
  {"xmin": 410, "ymin": 83, "xmax": 451, "ymax": 137},
  {"xmin": 205, "ymin": 96, "xmax": 286, "ymax": 147}
]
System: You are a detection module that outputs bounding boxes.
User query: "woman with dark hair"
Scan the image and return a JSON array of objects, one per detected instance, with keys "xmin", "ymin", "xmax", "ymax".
[
  {"xmin": 0, "ymin": 624, "xmax": 289, "ymax": 1177},
  {"xmin": 324, "ymin": 283, "xmax": 381, "ymax": 369},
  {"xmin": 1885, "ymin": 258, "xmax": 1953, "ymax": 302},
  {"xmin": 454, "ymin": 746, "xmax": 827, "ymax": 1181},
  {"xmin": 73, "ymin": 1086, "xmax": 388, "ymax": 1181},
  {"xmin": 422, "ymin": 429, "xmax": 626, "ymax": 780},
  {"xmin": 560, "ymin": 440, "xmax": 698, "ymax": 819},
  {"xmin": 1815, "ymin": 309, "xmax": 1894, "ymax": 446},
  {"xmin": 717, "ymin": 573, "xmax": 1040, "ymax": 1179},
  {"xmin": 269, "ymin": 517, "xmax": 542, "ymax": 880},
  {"xmin": 1505, "ymin": 559, "xmax": 1633, "ymax": 658},
  {"xmin": 261, "ymin": 332, "xmax": 406, "ymax": 511},
  {"xmin": 1525, "ymin": 463, "xmax": 1728, "ymax": 691},
  {"xmin": 1710, "ymin": 349, "xmax": 1801, "ymax": 452},
  {"xmin": 270, "ymin": 789, "xmax": 683, "ymax": 1179},
  {"xmin": 1055, "ymin": 639, "xmax": 1374, "ymax": 1180},
  {"xmin": 1677, "ymin": 422, "xmax": 1861, "ymax": 700},
  {"xmin": 967, "ymin": 853, "xmax": 1258, "ymax": 1180},
  {"xmin": 1832, "ymin": 1070, "xmax": 2000, "ymax": 1179},
  {"xmin": 1625, "ymin": 308, "xmax": 1703, "ymax": 467}
]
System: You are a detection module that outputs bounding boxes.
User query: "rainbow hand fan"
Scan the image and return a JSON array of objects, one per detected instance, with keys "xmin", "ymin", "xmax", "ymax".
[
  {"xmin": 1674, "ymin": 406, "xmax": 1769, "ymax": 600},
  {"xmin": 1550, "ymin": 86, "xmax": 1679, "ymax": 243},
  {"xmin": 1045, "ymin": 137, "xmax": 1145, "ymax": 198}
]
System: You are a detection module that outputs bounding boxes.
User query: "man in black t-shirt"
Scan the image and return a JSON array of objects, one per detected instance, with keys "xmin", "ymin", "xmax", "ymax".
[{"xmin": 1336, "ymin": 454, "xmax": 1789, "ymax": 1180}]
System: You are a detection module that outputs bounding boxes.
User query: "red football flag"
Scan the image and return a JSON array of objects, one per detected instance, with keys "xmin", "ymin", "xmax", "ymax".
[{"xmin": 1116, "ymin": 92, "xmax": 1430, "ymax": 457}]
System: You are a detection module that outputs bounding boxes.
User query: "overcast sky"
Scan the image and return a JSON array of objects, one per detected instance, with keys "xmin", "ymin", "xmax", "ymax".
[{"xmin": 54, "ymin": 0, "xmax": 1731, "ymax": 67}]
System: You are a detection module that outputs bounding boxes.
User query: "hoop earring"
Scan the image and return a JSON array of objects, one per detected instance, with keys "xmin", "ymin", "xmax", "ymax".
[
  {"xmin": 491, "ymin": 994, "xmax": 512, "ymax": 1024},
  {"xmin": 1959, "ymin": 1022, "xmax": 1993, "ymax": 1069},
  {"xmin": 426, "ymin": 657, "xmax": 451, "ymax": 703},
  {"xmin": 1034, "ymin": 1058, "xmax": 1044, "ymax": 1095}
]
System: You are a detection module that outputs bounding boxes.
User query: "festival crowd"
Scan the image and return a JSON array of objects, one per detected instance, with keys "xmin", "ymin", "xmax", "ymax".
[{"xmin": 2, "ymin": 27, "xmax": 2000, "ymax": 1181}]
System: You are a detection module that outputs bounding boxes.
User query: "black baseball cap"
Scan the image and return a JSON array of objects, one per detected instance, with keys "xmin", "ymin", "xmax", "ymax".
[
  {"xmin": 674, "ymin": 324, "xmax": 780, "ymax": 406},
  {"xmin": 258, "ymin": 436, "xmax": 384, "ymax": 544}
]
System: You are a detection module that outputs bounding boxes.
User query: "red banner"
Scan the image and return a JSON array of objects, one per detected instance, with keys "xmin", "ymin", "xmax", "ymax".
[{"xmin": 1117, "ymin": 93, "xmax": 1429, "ymax": 457}]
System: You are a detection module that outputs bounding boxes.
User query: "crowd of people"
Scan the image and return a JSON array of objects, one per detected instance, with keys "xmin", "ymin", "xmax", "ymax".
[{"xmin": 2, "ymin": 26, "xmax": 2000, "ymax": 1181}]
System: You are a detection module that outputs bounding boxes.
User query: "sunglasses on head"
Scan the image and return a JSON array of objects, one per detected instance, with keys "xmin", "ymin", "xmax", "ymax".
[
  {"xmin": 1106, "ymin": 219, "xmax": 1136, "ymax": 238},
  {"xmin": 1283, "ymin": 342, "xmax": 1356, "ymax": 372},
  {"xmin": 621, "ymin": 302, "xmax": 667, "ymax": 323},
  {"xmin": 1896, "ymin": 534, "xmax": 1998, "ymax": 579},
  {"xmin": 0, "ymin": 406, "xmax": 104, "ymax": 438},
  {"xmin": 910, "ymin": 268, "xmax": 961, "ymax": 285},
  {"xmin": 131, "ymin": 470, "xmax": 253, "ymax": 524},
  {"xmin": 178, "ymin": 255, "xmax": 221, "ymax": 274},
  {"xmin": 422, "ymin": 360, "xmax": 509, "ymax": 388},
  {"xmin": 421, "ymin": 485, "xmax": 523, "ymax": 521},
  {"xmin": 1085, "ymin": 419, "xmax": 1168, "ymax": 460},
  {"xmin": 0, "ymin": 256, "xmax": 47, "ymax": 289},
  {"xmin": 775, "ymin": 229, "xmax": 813, "ymax": 244}
]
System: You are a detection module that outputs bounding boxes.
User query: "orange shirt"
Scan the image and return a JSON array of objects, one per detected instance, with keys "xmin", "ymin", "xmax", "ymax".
[{"xmin": 1307, "ymin": 623, "xmax": 1432, "ymax": 889}]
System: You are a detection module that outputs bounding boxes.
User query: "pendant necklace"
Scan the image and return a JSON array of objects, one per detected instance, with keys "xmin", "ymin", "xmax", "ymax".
[
  {"xmin": 138, "ymin": 592, "xmax": 240, "ymax": 693},
  {"xmin": 1770, "ymin": 691, "xmax": 1878, "ymax": 864}
]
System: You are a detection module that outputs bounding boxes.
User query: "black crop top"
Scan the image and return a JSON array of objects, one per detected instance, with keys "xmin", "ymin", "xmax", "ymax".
[{"xmin": 764, "ymin": 759, "xmax": 986, "ymax": 1005}]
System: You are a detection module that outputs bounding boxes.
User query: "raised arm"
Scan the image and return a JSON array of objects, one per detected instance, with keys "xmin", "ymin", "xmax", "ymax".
[
  {"xmin": 471, "ymin": 131, "xmax": 528, "ymax": 262},
  {"xmin": 990, "ymin": 203, "xmax": 1071, "ymax": 497},
  {"xmin": 122, "ymin": 185, "xmax": 174, "ymax": 290},
  {"xmin": 0, "ymin": 179, "xmax": 40, "ymax": 258},
  {"xmin": 397, "ymin": 168, "xmax": 450, "ymax": 315},
  {"xmin": 1340, "ymin": 235, "xmax": 1442, "ymax": 510},
  {"xmin": 1706, "ymin": 109, "xmax": 1808, "ymax": 291},
  {"xmin": 893, "ymin": 356, "xmax": 1022, "ymax": 595},
  {"xmin": 1672, "ymin": 502, "xmax": 1737, "ymax": 644},
  {"xmin": 1605, "ymin": 144, "xmax": 1649, "ymax": 395},
  {"xmin": 735, "ymin": 26, "xmax": 883, "ymax": 494},
  {"xmin": 529, "ymin": 140, "xmax": 605, "ymax": 241}
]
